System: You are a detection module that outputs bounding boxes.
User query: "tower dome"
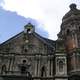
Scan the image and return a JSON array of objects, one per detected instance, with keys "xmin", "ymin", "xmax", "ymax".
[{"xmin": 62, "ymin": 3, "xmax": 80, "ymax": 23}]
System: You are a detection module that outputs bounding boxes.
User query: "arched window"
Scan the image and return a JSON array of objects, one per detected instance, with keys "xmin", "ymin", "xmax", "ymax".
[
  {"xmin": 58, "ymin": 60, "xmax": 64, "ymax": 72},
  {"xmin": 41, "ymin": 66, "xmax": 46, "ymax": 77},
  {"xmin": 66, "ymin": 29, "xmax": 70, "ymax": 35}
]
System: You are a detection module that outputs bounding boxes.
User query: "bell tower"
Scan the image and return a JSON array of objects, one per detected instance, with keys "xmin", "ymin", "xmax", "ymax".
[
  {"xmin": 59, "ymin": 4, "xmax": 80, "ymax": 51},
  {"xmin": 24, "ymin": 23, "xmax": 35, "ymax": 34},
  {"xmin": 58, "ymin": 3, "xmax": 80, "ymax": 80}
]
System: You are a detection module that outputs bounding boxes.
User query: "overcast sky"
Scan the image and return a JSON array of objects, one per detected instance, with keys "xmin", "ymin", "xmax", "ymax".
[{"xmin": 0, "ymin": 0, "xmax": 80, "ymax": 43}]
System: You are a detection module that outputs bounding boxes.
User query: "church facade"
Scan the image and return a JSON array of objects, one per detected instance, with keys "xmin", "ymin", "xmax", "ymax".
[{"xmin": 0, "ymin": 3, "xmax": 80, "ymax": 80}]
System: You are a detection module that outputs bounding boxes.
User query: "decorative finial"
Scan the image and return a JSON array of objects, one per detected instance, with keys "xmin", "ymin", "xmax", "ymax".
[{"xmin": 69, "ymin": 3, "xmax": 77, "ymax": 10}]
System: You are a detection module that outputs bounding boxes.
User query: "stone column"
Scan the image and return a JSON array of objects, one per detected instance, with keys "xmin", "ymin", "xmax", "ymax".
[
  {"xmin": 8, "ymin": 58, "xmax": 12, "ymax": 71},
  {"xmin": 51, "ymin": 60, "xmax": 53, "ymax": 76},
  {"xmin": 48, "ymin": 60, "xmax": 50, "ymax": 76},
  {"xmin": 38, "ymin": 59, "xmax": 40, "ymax": 77},
  {"xmin": 35, "ymin": 60, "xmax": 38, "ymax": 76}
]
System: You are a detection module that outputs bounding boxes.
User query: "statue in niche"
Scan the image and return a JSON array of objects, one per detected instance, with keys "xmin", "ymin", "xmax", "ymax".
[
  {"xmin": 41, "ymin": 66, "xmax": 46, "ymax": 77},
  {"xmin": 1, "ymin": 64, "xmax": 6, "ymax": 74},
  {"xmin": 18, "ymin": 60, "xmax": 31, "ymax": 74},
  {"xmin": 21, "ymin": 60, "xmax": 27, "ymax": 74}
]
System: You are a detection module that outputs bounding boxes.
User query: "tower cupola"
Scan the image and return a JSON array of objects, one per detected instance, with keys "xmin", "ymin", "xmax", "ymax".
[
  {"xmin": 69, "ymin": 3, "xmax": 77, "ymax": 10},
  {"xmin": 62, "ymin": 3, "xmax": 80, "ymax": 23},
  {"xmin": 24, "ymin": 23, "xmax": 35, "ymax": 34}
]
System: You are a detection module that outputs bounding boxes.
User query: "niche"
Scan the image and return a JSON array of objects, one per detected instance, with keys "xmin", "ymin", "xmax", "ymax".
[
  {"xmin": 41, "ymin": 66, "xmax": 46, "ymax": 77},
  {"xmin": 66, "ymin": 29, "xmax": 70, "ymax": 35}
]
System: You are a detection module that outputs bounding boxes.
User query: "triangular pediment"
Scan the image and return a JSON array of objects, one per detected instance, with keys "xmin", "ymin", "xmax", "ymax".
[{"xmin": 0, "ymin": 31, "xmax": 55, "ymax": 54}]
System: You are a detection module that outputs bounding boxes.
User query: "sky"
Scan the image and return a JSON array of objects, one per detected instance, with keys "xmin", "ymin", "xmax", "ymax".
[{"xmin": 0, "ymin": 0, "xmax": 80, "ymax": 43}]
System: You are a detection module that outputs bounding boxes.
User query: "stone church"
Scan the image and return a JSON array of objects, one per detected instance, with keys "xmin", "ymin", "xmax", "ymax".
[{"xmin": 0, "ymin": 3, "xmax": 80, "ymax": 80}]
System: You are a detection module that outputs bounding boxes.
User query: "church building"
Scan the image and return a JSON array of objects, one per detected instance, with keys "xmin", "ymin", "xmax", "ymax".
[{"xmin": 0, "ymin": 3, "xmax": 80, "ymax": 80}]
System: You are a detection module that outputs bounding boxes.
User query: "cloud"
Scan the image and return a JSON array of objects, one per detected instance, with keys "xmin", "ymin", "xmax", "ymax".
[
  {"xmin": 0, "ymin": 0, "xmax": 4, "ymax": 4},
  {"xmin": 22, "ymin": 18, "xmax": 49, "ymax": 38},
  {"xmin": 1, "ymin": 0, "xmax": 44, "ymax": 19},
  {"xmin": 1, "ymin": 0, "xmax": 80, "ymax": 40},
  {"xmin": 0, "ymin": 7, "xmax": 48, "ymax": 43}
]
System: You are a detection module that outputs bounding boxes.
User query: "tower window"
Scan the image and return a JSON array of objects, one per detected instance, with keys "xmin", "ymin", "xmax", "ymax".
[{"xmin": 66, "ymin": 29, "xmax": 70, "ymax": 35}]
